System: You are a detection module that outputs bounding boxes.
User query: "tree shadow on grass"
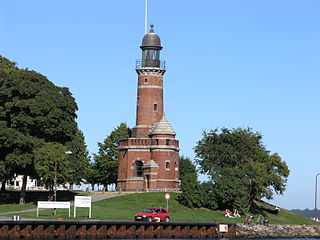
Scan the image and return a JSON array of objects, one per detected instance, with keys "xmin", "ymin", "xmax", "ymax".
[
  {"xmin": 0, "ymin": 191, "xmax": 78, "ymax": 204},
  {"xmin": 250, "ymin": 200, "xmax": 280, "ymax": 216}
]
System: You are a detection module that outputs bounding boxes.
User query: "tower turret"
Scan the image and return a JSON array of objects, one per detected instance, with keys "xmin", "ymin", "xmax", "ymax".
[
  {"xmin": 133, "ymin": 24, "xmax": 166, "ymax": 138},
  {"xmin": 140, "ymin": 24, "xmax": 162, "ymax": 68},
  {"xmin": 117, "ymin": 24, "xmax": 179, "ymax": 192}
]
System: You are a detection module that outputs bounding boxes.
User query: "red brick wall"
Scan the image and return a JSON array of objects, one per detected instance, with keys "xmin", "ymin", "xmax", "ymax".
[
  {"xmin": 117, "ymin": 137, "xmax": 180, "ymax": 190},
  {"xmin": 117, "ymin": 59, "xmax": 180, "ymax": 190},
  {"xmin": 134, "ymin": 74, "xmax": 164, "ymax": 138},
  {"xmin": 151, "ymin": 149, "xmax": 179, "ymax": 181}
]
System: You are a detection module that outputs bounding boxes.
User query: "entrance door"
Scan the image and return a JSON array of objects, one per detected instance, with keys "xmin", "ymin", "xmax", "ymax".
[{"xmin": 146, "ymin": 175, "xmax": 150, "ymax": 189}]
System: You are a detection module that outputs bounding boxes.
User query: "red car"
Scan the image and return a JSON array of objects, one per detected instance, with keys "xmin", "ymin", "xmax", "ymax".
[{"xmin": 135, "ymin": 208, "xmax": 170, "ymax": 222}]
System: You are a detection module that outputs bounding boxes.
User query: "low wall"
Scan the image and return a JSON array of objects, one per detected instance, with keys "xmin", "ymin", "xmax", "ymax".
[
  {"xmin": 2, "ymin": 220, "xmax": 319, "ymax": 239},
  {"xmin": 0, "ymin": 220, "xmax": 236, "ymax": 239},
  {"xmin": 237, "ymin": 224, "xmax": 320, "ymax": 238}
]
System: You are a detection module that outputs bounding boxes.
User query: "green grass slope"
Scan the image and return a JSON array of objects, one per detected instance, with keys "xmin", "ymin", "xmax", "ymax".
[
  {"xmin": 0, "ymin": 202, "xmax": 36, "ymax": 213},
  {"xmin": 2, "ymin": 192, "xmax": 317, "ymax": 225},
  {"xmin": 255, "ymin": 200, "xmax": 316, "ymax": 225}
]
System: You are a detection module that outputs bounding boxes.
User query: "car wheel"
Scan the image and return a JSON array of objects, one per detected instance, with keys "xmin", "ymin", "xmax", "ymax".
[
  {"xmin": 165, "ymin": 217, "xmax": 170, "ymax": 222},
  {"xmin": 147, "ymin": 217, "xmax": 152, "ymax": 222}
]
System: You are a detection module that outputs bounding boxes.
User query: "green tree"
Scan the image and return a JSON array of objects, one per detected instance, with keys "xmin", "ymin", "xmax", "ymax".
[
  {"xmin": 194, "ymin": 127, "xmax": 290, "ymax": 211},
  {"xmin": 0, "ymin": 55, "xmax": 80, "ymax": 203},
  {"xmin": 199, "ymin": 181, "xmax": 218, "ymax": 210},
  {"xmin": 0, "ymin": 124, "xmax": 39, "ymax": 191},
  {"xmin": 94, "ymin": 123, "xmax": 131, "ymax": 189},
  {"xmin": 65, "ymin": 130, "xmax": 90, "ymax": 189},
  {"xmin": 86, "ymin": 162, "xmax": 100, "ymax": 191},
  {"xmin": 177, "ymin": 156, "xmax": 203, "ymax": 208},
  {"xmin": 33, "ymin": 142, "xmax": 70, "ymax": 200}
]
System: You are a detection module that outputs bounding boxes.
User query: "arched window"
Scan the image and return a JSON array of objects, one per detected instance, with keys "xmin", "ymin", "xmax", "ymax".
[{"xmin": 135, "ymin": 161, "xmax": 143, "ymax": 177}]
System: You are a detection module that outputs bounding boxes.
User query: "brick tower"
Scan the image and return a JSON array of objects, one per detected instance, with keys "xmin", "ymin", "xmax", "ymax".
[{"xmin": 117, "ymin": 24, "xmax": 180, "ymax": 191}]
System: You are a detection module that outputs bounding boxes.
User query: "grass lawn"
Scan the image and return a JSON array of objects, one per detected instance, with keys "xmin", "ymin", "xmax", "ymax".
[
  {"xmin": 257, "ymin": 200, "xmax": 316, "ymax": 225},
  {"xmin": 0, "ymin": 190, "xmax": 86, "ymax": 215},
  {"xmin": 2, "ymin": 192, "xmax": 317, "ymax": 225},
  {"xmin": 0, "ymin": 202, "xmax": 36, "ymax": 213}
]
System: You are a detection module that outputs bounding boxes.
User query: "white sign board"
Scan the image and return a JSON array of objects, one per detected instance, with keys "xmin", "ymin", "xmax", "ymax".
[
  {"xmin": 74, "ymin": 196, "xmax": 92, "ymax": 218},
  {"xmin": 74, "ymin": 196, "xmax": 91, "ymax": 207},
  {"xmin": 37, "ymin": 201, "xmax": 70, "ymax": 218},
  {"xmin": 38, "ymin": 201, "xmax": 70, "ymax": 209},
  {"xmin": 219, "ymin": 224, "xmax": 229, "ymax": 233},
  {"xmin": 165, "ymin": 193, "xmax": 170, "ymax": 211},
  {"xmin": 164, "ymin": 193, "xmax": 170, "ymax": 200}
]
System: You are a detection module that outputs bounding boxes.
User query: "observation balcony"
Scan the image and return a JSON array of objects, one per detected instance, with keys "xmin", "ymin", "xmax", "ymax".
[{"xmin": 136, "ymin": 60, "xmax": 166, "ymax": 69}]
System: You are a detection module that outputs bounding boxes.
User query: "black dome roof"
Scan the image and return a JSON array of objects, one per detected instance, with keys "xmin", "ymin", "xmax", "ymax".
[{"xmin": 140, "ymin": 24, "xmax": 162, "ymax": 50}]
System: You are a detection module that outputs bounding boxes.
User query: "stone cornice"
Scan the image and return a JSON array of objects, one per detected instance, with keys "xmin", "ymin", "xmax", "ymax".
[
  {"xmin": 119, "ymin": 145, "xmax": 179, "ymax": 151},
  {"xmin": 136, "ymin": 67, "xmax": 166, "ymax": 76}
]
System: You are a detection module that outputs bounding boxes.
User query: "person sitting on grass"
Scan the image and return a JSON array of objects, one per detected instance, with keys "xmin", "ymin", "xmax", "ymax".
[
  {"xmin": 245, "ymin": 215, "xmax": 254, "ymax": 225},
  {"xmin": 223, "ymin": 209, "xmax": 234, "ymax": 218},
  {"xmin": 274, "ymin": 206, "xmax": 280, "ymax": 215},
  {"xmin": 233, "ymin": 208, "xmax": 241, "ymax": 218}
]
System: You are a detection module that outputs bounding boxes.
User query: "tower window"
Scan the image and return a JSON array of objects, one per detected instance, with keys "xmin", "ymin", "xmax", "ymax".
[
  {"xmin": 165, "ymin": 161, "xmax": 170, "ymax": 170},
  {"xmin": 166, "ymin": 139, "xmax": 170, "ymax": 145},
  {"xmin": 135, "ymin": 161, "xmax": 143, "ymax": 177},
  {"xmin": 144, "ymin": 78, "xmax": 148, "ymax": 84},
  {"xmin": 153, "ymin": 103, "xmax": 158, "ymax": 112}
]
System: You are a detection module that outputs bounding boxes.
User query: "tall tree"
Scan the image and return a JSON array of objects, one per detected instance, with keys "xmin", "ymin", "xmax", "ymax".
[
  {"xmin": 65, "ymin": 130, "xmax": 90, "ymax": 189},
  {"xmin": 85, "ymin": 162, "xmax": 100, "ymax": 191},
  {"xmin": 33, "ymin": 142, "xmax": 70, "ymax": 200},
  {"xmin": 0, "ymin": 124, "xmax": 38, "ymax": 191},
  {"xmin": 194, "ymin": 127, "xmax": 290, "ymax": 211},
  {"xmin": 0, "ymin": 55, "xmax": 80, "ymax": 203},
  {"xmin": 94, "ymin": 123, "xmax": 131, "ymax": 189},
  {"xmin": 177, "ymin": 156, "xmax": 203, "ymax": 208}
]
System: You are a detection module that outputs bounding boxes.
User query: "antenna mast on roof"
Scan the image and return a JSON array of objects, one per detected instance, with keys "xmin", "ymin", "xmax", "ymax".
[{"xmin": 145, "ymin": 0, "xmax": 148, "ymax": 34}]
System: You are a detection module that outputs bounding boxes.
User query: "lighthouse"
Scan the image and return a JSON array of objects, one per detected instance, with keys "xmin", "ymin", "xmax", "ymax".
[{"xmin": 117, "ymin": 24, "xmax": 180, "ymax": 191}]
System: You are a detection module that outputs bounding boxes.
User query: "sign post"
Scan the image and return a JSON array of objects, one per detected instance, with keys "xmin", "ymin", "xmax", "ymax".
[
  {"xmin": 219, "ymin": 224, "xmax": 229, "ymax": 233},
  {"xmin": 164, "ymin": 193, "xmax": 170, "ymax": 211},
  {"xmin": 74, "ymin": 196, "xmax": 92, "ymax": 218},
  {"xmin": 37, "ymin": 201, "xmax": 70, "ymax": 218}
]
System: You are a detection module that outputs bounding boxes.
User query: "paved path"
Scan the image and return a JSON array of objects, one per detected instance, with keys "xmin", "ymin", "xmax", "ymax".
[{"xmin": 0, "ymin": 192, "xmax": 132, "ymax": 219}]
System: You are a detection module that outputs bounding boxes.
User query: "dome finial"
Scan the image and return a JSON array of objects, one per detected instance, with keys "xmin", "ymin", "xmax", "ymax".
[
  {"xmin": 140, "ymin": 23, "xmax": 162, "ymax": 50},
  {"xmin": 150, "ymin": 23, "xmax": 154, "ymax": 33}
]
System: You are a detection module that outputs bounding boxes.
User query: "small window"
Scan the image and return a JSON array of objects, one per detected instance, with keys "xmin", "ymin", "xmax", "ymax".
[
  {"xmin": 135, "ymin": 161, "xmax": 143, "ymax": 177},
  {"xmin": 165, "ymin": 161, "xmax": 170, "ymax": 169},
  {"xmin": 144, "ymin": 78, "xmax": 148, "ymax": 84},
  {"xmin": 166, "ymin": 139, "xmax": 170, "ymax": 145},
  {"xmin": 154, "ymin": 103, "xmax": 158, "ymax": 112}
]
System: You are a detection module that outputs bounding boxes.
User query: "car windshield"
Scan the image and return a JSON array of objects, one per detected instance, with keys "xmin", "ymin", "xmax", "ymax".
[{"xmin": 142, "ymin": 208, "xmax": 155, "ymax": 213}]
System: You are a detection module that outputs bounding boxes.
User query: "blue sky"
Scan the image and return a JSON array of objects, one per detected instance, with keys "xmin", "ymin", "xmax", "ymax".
[{"xmin": 1, "ymin": 0, "xmax": 319, "ymax": 210}]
